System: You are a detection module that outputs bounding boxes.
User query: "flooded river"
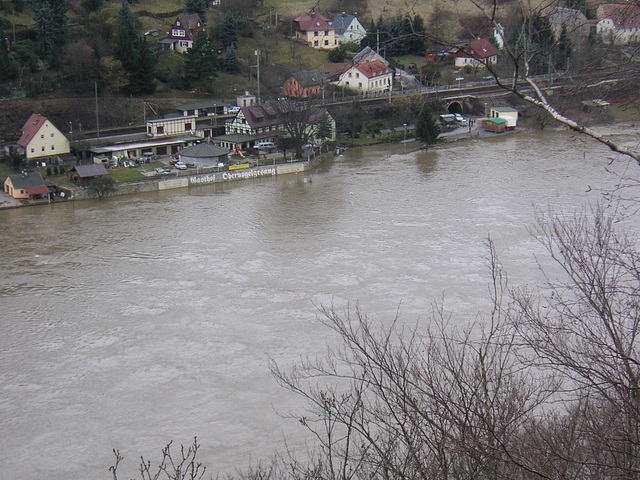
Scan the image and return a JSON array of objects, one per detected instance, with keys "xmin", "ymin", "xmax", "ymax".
[{"xmin": 1, "ymin": 126, "xmax": 639, "ymax": 479}]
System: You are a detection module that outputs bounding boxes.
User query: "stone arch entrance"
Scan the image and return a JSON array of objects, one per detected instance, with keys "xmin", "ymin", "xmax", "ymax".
[{"xmin": 447, "ymin": 101, "xmax": 464, "ymax": 114}]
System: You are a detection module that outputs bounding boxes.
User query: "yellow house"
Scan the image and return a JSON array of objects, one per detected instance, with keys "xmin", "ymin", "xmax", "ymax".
[
  {"xmin": 17, "ymin": 113, "xmax": 70, "ymax": 165},
  {"xmin": 294, "ymin": 13, "xmax": 337, "ymax": 49}
]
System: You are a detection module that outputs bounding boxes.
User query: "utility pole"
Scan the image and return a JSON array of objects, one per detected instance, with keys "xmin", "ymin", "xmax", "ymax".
[
  {"xmin": 94, "ymin": 82, "xmax": 100, "ymax": 139},
  {"xmin": 255, "ymin": 49, "xmax": 261, "ymax": 103}
]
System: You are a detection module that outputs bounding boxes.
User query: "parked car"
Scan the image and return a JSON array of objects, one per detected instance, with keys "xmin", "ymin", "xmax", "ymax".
[
  {"xmin": 454, "ymin": 113, "xmax": 468, "ymax": 126},
  {"xmin": 254, "ymin": 141, "xmax": 275, "ymax": 150},
  {"xmin": 227, "ymin": 106, "xmax": 241, "ymax": 114},
  {"xmin": 174, "ymin": 162, "xmax": 187, "ymax": 170}
]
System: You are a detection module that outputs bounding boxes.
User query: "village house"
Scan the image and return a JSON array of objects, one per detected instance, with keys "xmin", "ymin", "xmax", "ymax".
[
  {"xmin": 161, "ymin": 14, "xmax": 205, "ymax": 53},
  {"xmin": 331, "ymin": 13, "xmax": 367, "ymax": 45},
  {"xmin": 549, "ymin": 7, "xmax": 590, "ymax": 45},
  {"xmin": 17, "ymin": 113, "xmax": 70, "ymax": 166},
  {"xmin": 453, "ymin": 38, "xmax": 500, "ymax": 68},
  {"xmin": 352, "ymin": 46, "xmax": 389, "ymax": 66},
  {"xmin": 283, "ymin": 70, "xmax": 323, "ymax": 98},
  {"xmin": 293, "ymin": 12, "xmax": 337, "ymax": 49},
  {"xmin": 596, "ymin": 3, "xmax": 640, "ymax": 44},
  {"xmin": 3, "ymin": 171, "xmax": 51, "ymax": 201},
  {"xmin": 146, "ymin": 100, "xmax": 230, "ymax": 139},
  {"xmin": 219, "ymin": 102, "xmax": 335, "ymax": 151},
  {"xmin": 333, "ymin": 60, "xmax": 392, "ymax": 94}
]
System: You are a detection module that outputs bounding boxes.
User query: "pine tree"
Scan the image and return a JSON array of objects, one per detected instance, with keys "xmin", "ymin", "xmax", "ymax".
[
  {"xmin": 415, "ymin": 104, "xmax": 439, "ymax": 147},
  {"xmin": 0, "ymin": 32, "xmax": 18, "ymax": 80},
  {"xmin": 114, "ymin": 1, "xmax": 140, "ymax": 73},
  {"xmin": 185, "ymin": 0, "xmax": 207, "ymax": 22},
  {"xmin": 222, "ymin": 44, "xmax": 238, "ymax": 72},
  {"xmin": 33, "ymin": 0, "xmax": 55, "ymax": 62},
  {"xmin": 219, "ymin": 11, "xmax": 238, "ymax": 49},
  {"xmin": 184, "ymin": 30, "xmax": 217, "ymax": 84},
  {"xmin": 128, "ymin": 36, "xmax": 157, "ymax": 95},
  {"xmin": 316, "ymin": 113, "xmax": 333, "ymax": 142}
]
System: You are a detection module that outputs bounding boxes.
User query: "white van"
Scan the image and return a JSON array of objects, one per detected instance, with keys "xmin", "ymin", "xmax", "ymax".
[{"xmin": 254, "ymin": 141, "xmax": 275, "ymax": 150}]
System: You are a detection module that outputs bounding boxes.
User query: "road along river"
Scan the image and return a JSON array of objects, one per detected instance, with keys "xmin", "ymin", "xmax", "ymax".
[{"xmin": 1, "ymin": 125, "xmax": 639, "ymax": 479}]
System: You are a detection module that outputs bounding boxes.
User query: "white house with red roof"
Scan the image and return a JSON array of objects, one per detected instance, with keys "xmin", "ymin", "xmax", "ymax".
[
  {"xmin": 454, "ymin": 38, "xmax": 500, "ymax": 68},
  {"xmin": 597, "ymin": 3, "xmax": 640, "ymax": 44},
  {"xmin": 17, "ymin": 113, "xmax": 70, "ymax": 165},
  {"xmin": 333, "ymin": 60, "xmax": 392, "ymax": 94},
  {"xmin": 293, "ymin": 12, "xmax": 337, "ymax": 49},
  {"xmin": 163, "ymin": 14, "xmax": 205, "ymax": 53}
]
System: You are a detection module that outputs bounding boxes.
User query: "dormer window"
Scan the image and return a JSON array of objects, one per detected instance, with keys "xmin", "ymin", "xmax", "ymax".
[{"xmin": 172, "ymin": 29, "xmax": 186, "ymax": 36}]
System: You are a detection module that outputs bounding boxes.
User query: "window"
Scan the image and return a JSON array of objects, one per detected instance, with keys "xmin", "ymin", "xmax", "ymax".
[
  {"xmin": 348, "ymin": 72, "xmax": 352, "ymax": 78},
  {"xmin": 345, "ymin": 81, "xmax": 350, "ymax": 87},
  {"xmin": 157, "ymin": 126, "xmax": 164, "ymax": 134},
  {"xmin": 172, "ymin": 29, "xmax": 186, "ymax": 36},
  {"xmin": 51, "ymin": 133, "xmax": 54, "ymax": 137},
  {"xmin": 30, "ymin": 148, "xmax": 35, "ymax": 153},
  {"xmin": 324, "ymin": 40, "xmax": 329, "ymax": 46},
  {"xmin": 41, "ymin": 146, "xmax": 45, "ymax": 151},
  {"xmin": 51, "ymin": 145, "xmax": 55, "ymax": 151},
  {"xmin": 314, "ymin": 31, "xmax": 319, "ymax": 37},
  {"xmin": 314, "ymin": 40, "xmax": 318, "ymax": 46},
  {"xmin": 41, "ymin": 134, "xmax": 45, "ymax": 139},
  {"xmin": 356, "ymin": 73, "xmax": 360, "ymax": 78},
  {"xmin": 358, "ymin": 82, "xmax": 362, "ymax": 89},
  {"xmin": 185, "ymin": 122, "xmax": 192, "ymax": 131},
  {"xmin": 324, "ymin": 31, "xmax": 328, "ymax": 35}
]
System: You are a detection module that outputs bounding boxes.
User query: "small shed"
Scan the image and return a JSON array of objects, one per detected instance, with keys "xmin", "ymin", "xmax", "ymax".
[
  {"xmin": 179, "ymin": 142, "xmax": 229, "ymax": 167},
  {"xmin": 482, "ymin": 118, "xmax": 507, "ymax": 133},
  {"xmin": 488, "ymin": 106, "xmax": 518, "ymax": 129},
  {"xmin": 69, "ymin": 163, "xmax": 109, "ymax": 187}
]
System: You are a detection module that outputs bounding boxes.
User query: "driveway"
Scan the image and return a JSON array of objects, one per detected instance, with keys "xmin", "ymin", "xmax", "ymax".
[{"xmin": 0, "ymin": 189, "xmax": 23, "ymax": 208}]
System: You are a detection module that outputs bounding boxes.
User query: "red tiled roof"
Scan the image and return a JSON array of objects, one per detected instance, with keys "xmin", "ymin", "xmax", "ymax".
[
  {"xmin": 599, "ymin": 3, "xmax": 640, "ymax": 28},
  {"xmin": 294, "ymin": 13, "xmax": 334, "ymax": 32},
  {"xmin": 355, "ymin": 60, "xmax": 391, "ymax": 79},
  {"xmin": 25, "ymin": 185, "xmax": 52, "ymax": 195},
  {"xmin": 18, "ymin": 113, "xmax": 47, "ymax": 148},
  {"xmin": 455, "ymin": 38, "xmax": 500, "ymax": 60}
]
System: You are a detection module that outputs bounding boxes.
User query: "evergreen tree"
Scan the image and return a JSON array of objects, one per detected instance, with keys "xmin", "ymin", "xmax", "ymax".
[
  {"xmin": 50, "ymin": 0, "xmax": 68, "ymax": 58},
  {"xmin": 82, "ymin": 0, "xmax": 105, "ymax": 12},
  {"xmin": 0, "ymin": 31, "xmax": 18, "ymax": 80},
  {"xmin": 219, "ymin": 11, "xmax": 238, "ymax": 49},
  {"xmin": 185, "ymin": 0, "xmax": 207, "ymax": 22},
  {"xmin": 12, "ymin": 0, "xmax": 25, "ymax": 13},
  {"xmin": 128, "ymin": 36, "xmax": 156, "ymax": 95},
  {"xmin": 222, "ymin": 44, "xmax": 238, "ymax": 72},
  {"xmin": 415, "ymin": 104, "xmax": 439, "ymax": 147},
  {"xmin": 33, "ymin": 0, "xmax": 55, "ymax": 61},
  {"xmin": 184, "ymin": 30, "xmax": 218, "ymax": 84},
  {"xmin": 114, "ymin": 1, "xmax": 140, "ymax": 73},
  {"xmin": 316, "ymin": 113, "xmax": 333, "ymax": 142}
]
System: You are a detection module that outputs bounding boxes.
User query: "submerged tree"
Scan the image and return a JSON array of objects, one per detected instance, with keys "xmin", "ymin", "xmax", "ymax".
[{"xmin": 415, "ymin": 102, "xmax": 439, "ymax": 146}]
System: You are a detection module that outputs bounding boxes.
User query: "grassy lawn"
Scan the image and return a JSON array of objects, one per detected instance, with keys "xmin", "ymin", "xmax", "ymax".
[{"xmin": 107, "ymin": 162, "xmax": 167, "ymax": 182}]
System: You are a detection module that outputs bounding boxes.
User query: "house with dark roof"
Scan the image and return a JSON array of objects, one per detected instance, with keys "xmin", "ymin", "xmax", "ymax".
[
  {"xmin": 221, "ymin": 101, "xmax": 335, "ymax": 151},
  {"xmin": 3, "ymin": 171, "xmax": 51, "ymax": 200},
  {"xmin": 293, "ymin": 12, "xmax": 337, "ymax": 49},
  {"xmin": 352, "ymin": 46, "xmax": 389, "ymax": 66},
  {"xmin": 331, "ymin": 13, "xmax": 366, "ymax": 45},
  {"xmin": 162, "ymin": 14, "xmax": 205, "ymax": 53},
  {"xmin": 283, "ymin": 70, "xmax": 323, "ymax": 98},
  {"xmin": 596, "ymin": 3, "xmax": 640, "ymax": 44},
  {"xmin": 69, "ymin": 164, "xmax": 109, "ymax": 187},
  {"xmin": 17, "ymin": 113, "xmax": 70, "ymax": 165},
  {"xmin": 332, "ymin": 60, "xmax": 392, "ymax": 94},
  {"xmin": 453, "ymin": 38, "xmax": 500, "ymax": 68}
]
